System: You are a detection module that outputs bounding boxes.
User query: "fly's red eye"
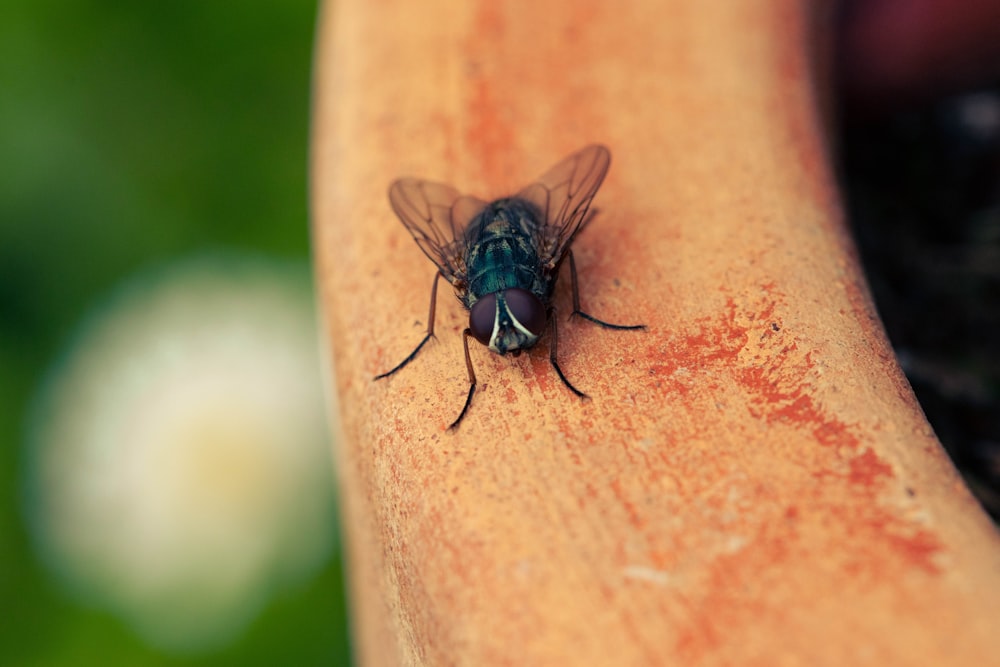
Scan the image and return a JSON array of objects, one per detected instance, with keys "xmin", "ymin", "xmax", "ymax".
[
  {"xmin": 469, "ymin": 294, "xmax": 497, "ymax": 345},
  {"xmin": 503, "ymin": 288, "xmax": 545, "ymax": 336}
]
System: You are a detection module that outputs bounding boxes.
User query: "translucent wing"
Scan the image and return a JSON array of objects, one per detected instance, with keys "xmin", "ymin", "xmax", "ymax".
[
  {"xmin": 515, "ymin": 144, "xmax": 611, "ymax": 266},
  {"xmin": 388, "ymin": 178, "xmax": 487, "ymax": 284}
]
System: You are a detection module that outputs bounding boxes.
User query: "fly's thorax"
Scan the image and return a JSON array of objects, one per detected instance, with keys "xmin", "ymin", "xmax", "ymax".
[
  {"xmin": 469, "ymin": 288, "xmax": 547, "ymax": 355},
  {"xmin": 464, "ymin": 198, "xmax": 547, "ymax": 303}
]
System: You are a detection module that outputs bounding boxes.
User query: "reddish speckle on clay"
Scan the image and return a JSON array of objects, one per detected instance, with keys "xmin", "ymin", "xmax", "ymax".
[{"xmin": 642, "ymin": 284, "xmax": 945, "ymax": 655}]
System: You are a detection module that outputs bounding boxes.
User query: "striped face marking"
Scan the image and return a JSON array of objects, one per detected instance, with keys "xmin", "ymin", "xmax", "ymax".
[{"xmin": 469, "ymin": 289, "xmax": 546, "ymax": 355}]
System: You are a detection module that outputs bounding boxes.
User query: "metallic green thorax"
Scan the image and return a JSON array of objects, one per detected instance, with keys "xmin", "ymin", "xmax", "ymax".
[{"xmin": 462, "ymin": 198, "xmax": 548, "ymax": 308}]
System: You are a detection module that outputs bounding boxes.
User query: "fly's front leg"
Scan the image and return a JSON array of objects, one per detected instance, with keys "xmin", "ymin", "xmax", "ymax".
[
  {"xmin": 547, "ymin": 307, "xmax": 588, "ymax": 399},
  {"xmin": 374, "ymin": 272, "xmax": 443, "ymax": 380},
  {"xmin": 448, "ymin": 328, "xmax": 478, "ymax": 430},
  {"xmin": 567, "ymin": 250, "xmax": 646, "ymax": 330}
]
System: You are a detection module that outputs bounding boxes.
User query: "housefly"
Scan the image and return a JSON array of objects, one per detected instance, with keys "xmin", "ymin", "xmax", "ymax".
[{"xmin": 375, "ymin": 144, "xmax": 644, "ymax": 429}]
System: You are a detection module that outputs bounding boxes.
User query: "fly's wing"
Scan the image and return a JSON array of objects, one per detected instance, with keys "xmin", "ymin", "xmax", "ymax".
[
  {"xmin": 388, "ymin": 178, "xmax": 486, "ymax": 285},
  {"xmin": 514, "ymin": 144, "xmax": 611, "ymax": 266}
]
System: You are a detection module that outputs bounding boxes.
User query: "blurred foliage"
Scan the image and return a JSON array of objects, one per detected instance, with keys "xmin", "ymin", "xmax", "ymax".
[{"xmin": 0, "ymin": 1, "xmax": 351, "ymax": 665}]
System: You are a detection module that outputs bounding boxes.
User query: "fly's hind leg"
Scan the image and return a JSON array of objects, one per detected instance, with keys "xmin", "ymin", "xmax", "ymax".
[
  {"xmin": 567, "ymin": 250, "xmax": 646, "ymax": 330},
  {"xmin": 374, "ymin": 272, "xmax": 443, "ymax": 380},
  {"xmin": 448, "ymin": 328, "xmax": 478, "ymax": 430}
]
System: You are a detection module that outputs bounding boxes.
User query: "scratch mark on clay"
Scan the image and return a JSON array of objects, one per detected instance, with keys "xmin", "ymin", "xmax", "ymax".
[{"xmin": 623, "ymin": 565, "xmax": 673, "ymax": 586}]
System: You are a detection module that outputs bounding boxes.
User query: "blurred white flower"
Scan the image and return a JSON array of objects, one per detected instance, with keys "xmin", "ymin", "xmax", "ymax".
[{"xmin": 25, "ymin": 255, "xmax": 336, "ymax": 651}]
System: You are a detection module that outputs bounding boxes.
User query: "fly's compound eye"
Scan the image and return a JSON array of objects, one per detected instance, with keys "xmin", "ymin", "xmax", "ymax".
[
  {"xmin": 503, "ymin": 288, "xmax": 546, "ymax": 337},
  {"xmin": 469, "ymin": 293, "xmax": 497, "ymax": 346}
]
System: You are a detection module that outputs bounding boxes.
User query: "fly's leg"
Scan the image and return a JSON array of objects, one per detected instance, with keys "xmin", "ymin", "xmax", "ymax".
[
  {"xmin": 547, "ymin": 251, "xmax": 642, "ymax": 401},
  {"xmin": 448, "ymin": 328, "xmax": 478, "ymax": 430},
  {"xmin": 374, "ymin": 272, "xmax": 443, "ymax": 380},
  {"xmin": 567, "ymin": 250, "xmax": 646, "ymax": 330},
  {"xmin": 548, "ymin": 307, "xmax": 588, "ymax": 399}
]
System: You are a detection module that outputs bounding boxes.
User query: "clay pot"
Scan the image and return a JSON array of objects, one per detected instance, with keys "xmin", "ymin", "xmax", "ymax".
[{"xmin": 311, "ymin": 1, "xmax": 1000, "ymax": 664}]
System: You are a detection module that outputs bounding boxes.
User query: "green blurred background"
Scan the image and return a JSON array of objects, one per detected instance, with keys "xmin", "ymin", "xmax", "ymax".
[{"xmin": 0, "ymin": 1, "xmax": 351, "ymax": 664}]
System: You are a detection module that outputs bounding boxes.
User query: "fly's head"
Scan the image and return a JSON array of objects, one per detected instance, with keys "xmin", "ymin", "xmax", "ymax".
[{"xmin": 469, "ymin": 289, "xmax": 546, "ymax": 356}]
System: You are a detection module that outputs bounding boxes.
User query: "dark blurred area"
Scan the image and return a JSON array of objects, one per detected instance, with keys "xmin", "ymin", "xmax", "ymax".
[
  {"xmin": 837, "ymin": 0, "xmax": 1000, "ymax": 520},
  {"xmin": 839, "ymin": 90, "xmax": 1000, "ymax": 519}
]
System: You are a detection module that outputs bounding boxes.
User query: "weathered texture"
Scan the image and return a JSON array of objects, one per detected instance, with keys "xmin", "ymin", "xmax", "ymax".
[{"xmin": 310, "ymin": 0, "xmax": 1000, "ymax": 665}]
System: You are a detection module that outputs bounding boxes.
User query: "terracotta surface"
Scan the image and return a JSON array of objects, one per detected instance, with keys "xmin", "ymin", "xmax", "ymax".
[{"xmin": 310, "ymin": 0, "xmax": 1000, "ymax": 665}]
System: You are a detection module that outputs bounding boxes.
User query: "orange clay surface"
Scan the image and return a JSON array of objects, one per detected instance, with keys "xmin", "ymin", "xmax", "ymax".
[{"xmin": 311, "ymin": 1, "xmax": 1000, "ymax": 665}]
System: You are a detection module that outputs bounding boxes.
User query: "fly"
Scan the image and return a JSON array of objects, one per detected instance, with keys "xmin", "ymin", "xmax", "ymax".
[{"xmin": 375, "ymin": 144, "xmax": 644, "ymax": 429}]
